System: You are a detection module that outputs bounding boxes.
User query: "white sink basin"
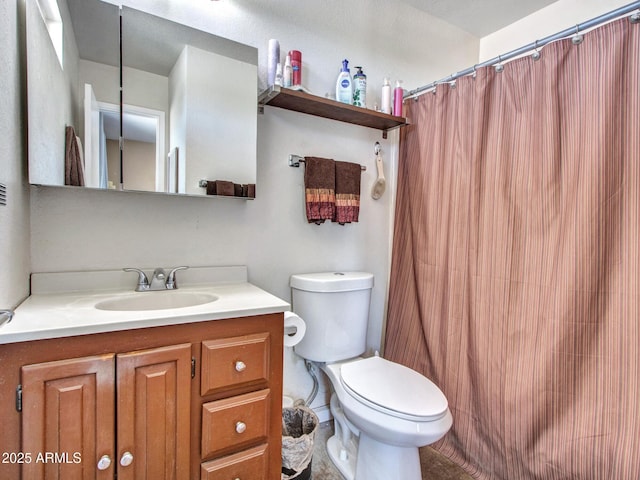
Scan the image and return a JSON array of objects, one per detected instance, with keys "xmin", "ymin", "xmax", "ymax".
[{"xmin": 95, "ymin": 291, "xmax": 218, "ymax": 311}]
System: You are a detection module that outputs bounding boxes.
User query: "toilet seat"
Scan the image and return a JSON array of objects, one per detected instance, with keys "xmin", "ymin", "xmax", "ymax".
[{"xmin": 340, "ymin": 356, "xmax": 448, "ymax": 422}]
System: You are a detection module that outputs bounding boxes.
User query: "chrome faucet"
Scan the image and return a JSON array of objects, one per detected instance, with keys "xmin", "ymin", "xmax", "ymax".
[
  {"xmin": 124, "ymin": 266, "xmax": 188, "ymax": 292},
  {"xmin": 165, "ymin": 266, "xmax": 188, "ymax": 289},
  {"xmin": 0, "ymin": 310, "xmax": 14, "ymax": 328},
  {"xmin": 149, "ymin": 268, "xmax": 167, "ymax": 290}
]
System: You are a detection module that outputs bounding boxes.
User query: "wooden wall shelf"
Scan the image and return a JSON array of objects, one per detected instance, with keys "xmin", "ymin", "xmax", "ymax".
[{"xmin": 258, "ymin": 86, "xmax": 407, "ymax": 138}]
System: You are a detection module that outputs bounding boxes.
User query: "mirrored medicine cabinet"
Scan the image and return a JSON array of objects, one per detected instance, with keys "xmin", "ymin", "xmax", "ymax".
[{"xmin": 27, "ymin": 0, "xmax": 258, "ymax": 198}]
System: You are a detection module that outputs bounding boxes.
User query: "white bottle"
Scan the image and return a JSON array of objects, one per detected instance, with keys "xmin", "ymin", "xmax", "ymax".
[
  {"xmin": 336, "ymin": 59, "xmax": 353, "ymax": 104},
  {"xmin": 274, "ymin": 63, "xmax": 283, "ymax": 86},
  {"xmin": 284, "ymin": 54, "xmax": 293, "ymax": 87},
  {"xmin": 381, "ymin": 77, "xmax": 391, "ymax": 114}
]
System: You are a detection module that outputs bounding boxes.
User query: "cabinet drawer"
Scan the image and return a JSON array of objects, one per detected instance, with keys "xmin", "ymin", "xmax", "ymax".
[
  {"xmin": 201, "ymin": 444, "xmax": 268, "ymax": 480},
  {"xmin": 201, "ymin": 389, "xmax": 270, "ymax": 459},
  {"xmin": 201, "ymin": 332, "xmax": 270, "ymax": 396}
]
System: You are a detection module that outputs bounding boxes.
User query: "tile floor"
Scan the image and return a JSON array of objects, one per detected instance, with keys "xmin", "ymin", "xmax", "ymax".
[{"xmin": 309, "ymin": 421, "xmax": 474, "ymax": 480}]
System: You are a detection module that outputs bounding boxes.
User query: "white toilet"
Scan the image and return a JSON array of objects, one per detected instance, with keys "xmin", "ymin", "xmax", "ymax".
[{"xmin": 290, "ymin": 272, "xmax": 453, "ymax": 480}]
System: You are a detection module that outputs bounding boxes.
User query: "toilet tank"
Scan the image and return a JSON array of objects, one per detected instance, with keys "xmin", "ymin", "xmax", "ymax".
[{"xmin": 290, "ymin": 272, "xmax": 374, "ymax": 363}]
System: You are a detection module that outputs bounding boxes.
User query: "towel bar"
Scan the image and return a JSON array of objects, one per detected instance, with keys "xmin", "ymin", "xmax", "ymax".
[{"xmin": 289, "ymin": 154, "xmax": 366, "ymax": 171}]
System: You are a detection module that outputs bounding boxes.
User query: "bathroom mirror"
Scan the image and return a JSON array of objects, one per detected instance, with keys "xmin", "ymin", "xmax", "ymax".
[{"xmin": 27, "ymin": 0, "xmax": 258, "ymax": 197}]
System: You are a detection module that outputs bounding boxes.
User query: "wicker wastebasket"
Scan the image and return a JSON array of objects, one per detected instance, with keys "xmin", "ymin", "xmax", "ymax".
[{"xmin": 281, "ymin": 406, "xmax": 319, "ymax": 480}]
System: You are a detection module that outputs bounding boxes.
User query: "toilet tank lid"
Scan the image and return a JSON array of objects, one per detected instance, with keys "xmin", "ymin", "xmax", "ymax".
[{"xmin": 290, "ymin": 272, "xmax": 374, "ymax": 292}]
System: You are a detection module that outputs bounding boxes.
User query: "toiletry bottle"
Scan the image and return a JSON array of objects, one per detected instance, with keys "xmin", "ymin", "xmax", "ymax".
[
  {"xmin": 289, "ymin": 50, "xmax": 302, "ymax": 86},
  {"xmin": 352, "ymin": 66, "xmax": 367, "ymax": 107},
  {"xmin": 275, "ymin": 63, "xmax": 283, "ymax": 86},
  {"xmin": 284, "ymin": 54, "xmax": 292, "ymax": 87},
  {"xmin": 381, "ymin": 77, "xmax": 391, "ymax": 114},
  {"xmin": 393, "ymin": 80, "xmax": 404, "ymax": 117},
  {"xmin": 267, "ymin": 39, "xmax": 280, "ymax": 87},
  {"xmin": 336, "ymin": 59, "xmax": 353, "ymax": 104}
]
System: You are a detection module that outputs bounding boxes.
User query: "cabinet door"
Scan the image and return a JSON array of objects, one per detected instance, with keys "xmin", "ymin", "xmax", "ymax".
[
  {"xmin": 116, "ymin": 343, "xmax": 191, "ymax": 480},
  {"xmin": 21, "ymin": 354, "xmax": 116, "ymax": 480}
]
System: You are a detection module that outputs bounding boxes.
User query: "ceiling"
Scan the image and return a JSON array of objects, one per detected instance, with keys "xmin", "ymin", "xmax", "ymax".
[{"xmin": 402, "ymin": 0, "xmax": 559, "ymax": 37}]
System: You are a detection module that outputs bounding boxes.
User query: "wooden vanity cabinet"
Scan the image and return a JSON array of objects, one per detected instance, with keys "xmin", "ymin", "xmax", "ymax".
[
  {"xmin": 0, "ymin": 313, "xmax": 284, "ymax": 480},
  {"xmin": 21, "ymin": 343, "xmax": 192, "ymax": 480}
]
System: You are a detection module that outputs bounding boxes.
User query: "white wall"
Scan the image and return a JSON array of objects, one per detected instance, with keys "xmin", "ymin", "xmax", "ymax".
[
  {"xmin": 176, "ymin": 45, "xmax": 257, "ymax": 194},
  {"xmin": 0, "ymin": 0, "xmax": 30, "ymax": 310},
  {"xmin": 27, "ymin": 0, "xmax": 479, "ymax": 408},
  {"xmin": 108, "ymin": 0, "xmax": 479, "ymax": 98},
  {"xmin": 479, "ymin": 0, "xmax": 632, "ymax": 61},
  {"xmin": 169, "ymin": 48, "xmax": 188, "ymax": 193}
]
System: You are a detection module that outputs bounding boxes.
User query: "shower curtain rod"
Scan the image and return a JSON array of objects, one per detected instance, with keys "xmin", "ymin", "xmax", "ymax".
[{"xmin": 405, "ymin": 0, "xmax": 640, "ymax": 99}]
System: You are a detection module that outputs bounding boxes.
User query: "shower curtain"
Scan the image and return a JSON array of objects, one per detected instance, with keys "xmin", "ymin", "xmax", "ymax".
[{"xmin": 385, "ymin": 18, "xmax": 639, "ymax": 479}]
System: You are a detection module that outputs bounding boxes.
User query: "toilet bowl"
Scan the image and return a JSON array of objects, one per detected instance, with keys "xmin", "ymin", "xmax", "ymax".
[
  {"xmin": 320, "ymin": 356, "xmax": 453, "ymax": 480},
  {"xmin": 289, "ymin": 272, "xmax": 453, "ymax": 480}
]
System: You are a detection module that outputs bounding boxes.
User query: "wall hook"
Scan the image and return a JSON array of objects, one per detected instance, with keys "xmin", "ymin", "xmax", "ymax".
[{"xmin": 371, "ymin": 143, "xmax": 386, "ymax": 200}]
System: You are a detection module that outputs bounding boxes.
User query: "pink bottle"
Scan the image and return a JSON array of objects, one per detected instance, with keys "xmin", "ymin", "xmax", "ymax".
[{"xmin": 393, "ymin": 80, "xmax": 403, "ymax": 117}]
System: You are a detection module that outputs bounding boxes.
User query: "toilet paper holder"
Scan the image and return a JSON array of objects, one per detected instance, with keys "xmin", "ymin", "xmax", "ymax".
[{"xmin": 283, "ymin": 311, "xmax": 306, "ymax": 347}]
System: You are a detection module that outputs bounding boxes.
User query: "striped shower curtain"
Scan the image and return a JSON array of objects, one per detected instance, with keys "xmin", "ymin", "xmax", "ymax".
[{"xmin": 385, "ymin": 17, "xmax": 639, "ymax": 479}]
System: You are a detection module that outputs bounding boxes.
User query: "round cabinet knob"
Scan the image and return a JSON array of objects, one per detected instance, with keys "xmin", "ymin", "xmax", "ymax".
[
  {"xmin": 235, "ymin": 361, "xmax": 246, "ymax": 372},
  {"xmin": 97, "ymin": 455, "xmax": 111, "ymax": 471},
  {"xmin": 120, "ymin": 451, "xmax": 134, "ymax": 467},
  {"xmin": 235, "ymin": 421, "xmax": 247, "ymax": 434}
]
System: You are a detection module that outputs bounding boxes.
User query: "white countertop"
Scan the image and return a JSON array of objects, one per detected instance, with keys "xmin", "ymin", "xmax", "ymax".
[{"xmin": 1, "ymin": 267, "xmax": 290, "ymax": 344}]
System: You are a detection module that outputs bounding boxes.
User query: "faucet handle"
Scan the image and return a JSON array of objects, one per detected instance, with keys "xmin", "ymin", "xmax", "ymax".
[
  {"xmin": 124, "ymin": 268, "xmax": 149, "ymax": 291},
  {"xmin": 166, "ymin": 266, "xmax": 188, "ymax": 289}
]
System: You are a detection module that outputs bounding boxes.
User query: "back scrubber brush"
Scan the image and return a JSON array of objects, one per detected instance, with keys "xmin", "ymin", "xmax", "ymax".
[{"xmin": 371, "ymin": 141, "xmax": 386, "ymax": 200}]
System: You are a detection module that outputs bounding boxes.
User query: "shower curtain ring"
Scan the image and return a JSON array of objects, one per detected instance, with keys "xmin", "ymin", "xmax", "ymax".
[
  {"xmin": 494, "ymin": 55, "xmax": 504, "ymax": 73},
  {"xmin": 572, "ymin": 24, "xmax": 584, "ymax": 44},
  {"xmin": 531, "ymin": 40, "xmax": 541, "ymax": 60},
  {"xmin": 472, "ymin": 64, "xmax": 477, "ymax": 78},
  {"xmin": 630, "ymin": 11, "xmax": 640, "ymax": 23}
]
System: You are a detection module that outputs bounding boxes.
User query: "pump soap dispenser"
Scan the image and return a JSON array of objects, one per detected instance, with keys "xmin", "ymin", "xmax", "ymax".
[{"xmin": 336, "ymin": 59, "xmax": 353, "ymax": 104}]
